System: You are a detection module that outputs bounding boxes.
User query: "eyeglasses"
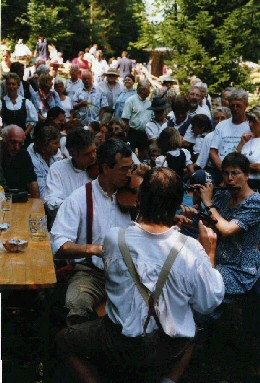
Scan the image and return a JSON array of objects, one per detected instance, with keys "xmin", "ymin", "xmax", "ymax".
[
  {"xmin": 222, "ymin": 171, "xmax": 243, "ymax": 177},
  {"xmin": 117, "ymin": 164, "xmax": 137, "ymax": 174}
]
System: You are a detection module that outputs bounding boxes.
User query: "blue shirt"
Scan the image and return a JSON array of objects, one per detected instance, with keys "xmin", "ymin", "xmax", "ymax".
[
  {"xmin": 115, "ymin": 88, "xmax": 136, "ymax": 118},
  {"xmin": 214, "ymin": 191, "xmax": 260, "ymax": 294}
]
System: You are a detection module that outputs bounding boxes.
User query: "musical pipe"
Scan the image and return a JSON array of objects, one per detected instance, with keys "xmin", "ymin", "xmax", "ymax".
[{"xmin": 185, "ymin": 186, "xmax": 241, "ymax": 192}]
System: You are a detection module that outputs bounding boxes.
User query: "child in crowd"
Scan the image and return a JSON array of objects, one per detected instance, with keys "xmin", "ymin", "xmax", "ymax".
[
  {"xmin": 190, "ymin": 114, "xmax": 212, "ymax": 162},
  {"xmin": 156, "ymin": 127, "xmax": 194, "ymax": 180}
]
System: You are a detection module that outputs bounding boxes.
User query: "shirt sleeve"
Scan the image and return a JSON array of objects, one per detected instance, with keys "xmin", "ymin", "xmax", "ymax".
[
  {"xmin": 231, "ymin": 195, "xmax": 260, "ymax": 231},
  {"xmin": 121, "ymin": 97, "xmax": 133, "ymax": 120},
  {"xmin": 188, "ymin": 243, "xmax": 225, "ymax": 314},
  {"xmin": 44, "ymin": 162, "xmax": 67, "ymax": 209},
  {"xmin": 25, "ymin": 99, "xmax": 38, "ymax": 127},
  {"xmin": 183, "ymin": 125, "xmax": 196, "ymax": 144},
  {"xmin": 210, "ymin": 125, "xmax": 222, "ymax": 150},
  {"xmin": 183, "ymin": 148, "xmax": 192, "ymax": 166},
  {"xmin": 196, "ymin": 134, "xmax": 211, "ymax": 168},
  {"xmin": 145, "ymin": 121, "xmax": 155, "ymax": 140},
  {"xmin": 50, "ymin": 193, "xmax": 83, "ymax": 255}
]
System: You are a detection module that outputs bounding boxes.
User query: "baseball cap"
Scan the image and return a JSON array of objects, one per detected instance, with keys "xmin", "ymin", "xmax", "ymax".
[{"xmin": 190, "ymin": 170, "xmax": 213, "ymax": 185}]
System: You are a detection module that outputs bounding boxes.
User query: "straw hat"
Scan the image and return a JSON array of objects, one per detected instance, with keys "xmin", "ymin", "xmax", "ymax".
[
  {"xmin": 104, "ymin": 67, "xmax": 120, "ymax": 76},
  {"xmin": 159, "ymin": 75, "xmax": 176, "ymax": 83}
]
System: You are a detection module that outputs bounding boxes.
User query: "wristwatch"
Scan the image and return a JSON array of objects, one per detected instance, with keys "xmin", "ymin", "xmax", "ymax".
[{"xmin": 205, "ymin": 204, "xmax": 216, "ymax": 215}]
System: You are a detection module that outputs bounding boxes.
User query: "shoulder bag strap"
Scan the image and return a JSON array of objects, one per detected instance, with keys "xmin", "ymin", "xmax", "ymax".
[{"xmin": 85, "ymin": 182, "xmax": 93, "ymax": 244}]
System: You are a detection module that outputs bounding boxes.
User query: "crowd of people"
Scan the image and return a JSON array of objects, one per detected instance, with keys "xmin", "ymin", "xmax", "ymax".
[{"xmin": 0, "ymin": 38, "xmax": 260, "ymax": 383}]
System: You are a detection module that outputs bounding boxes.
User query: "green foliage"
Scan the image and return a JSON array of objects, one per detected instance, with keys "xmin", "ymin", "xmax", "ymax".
[
  {"xmin": 3, "ymin": 0, "xmax": 141, "ymax": 60},
  {"xmin": 132, "ymin": 0, "xmax": 260, "ymax": 95}
]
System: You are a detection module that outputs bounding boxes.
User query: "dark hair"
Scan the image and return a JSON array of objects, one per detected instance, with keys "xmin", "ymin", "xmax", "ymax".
[
  {"xmin": 124, "ymin": 74, "xmax": 135, "ymax": 82},
  {"xmin": 10, "ymin": 62, "xmax": 24, "ymax": 74},
  {"xmin": 157, "ymin": 127, "xmax": 181, "ymax": 153},
  {"xmin": 89, "ymin": 121, "xmax": 100, "ymax": 134},
  {"xmin": 97, "ymin": 139, "xmax": 132, "ymax": 173},
  {"xmin": 47, "ymin": 107, "xmax": 66, "ymax": 121},
  {"xmin": 139, "ymin": 167, "xmax": 184, "ymax": 226},
  {"xmin": 222, "ymin": 152, "xmax": 250, "ymax": 174},
  {"xmin": 66, "ymin": 128, "xmax": 95, "ymax": 155},
  {"xmin": 172, "ymin": 95, "xmax": 190, "ymax": 113},
  {"xmin": 34, "ymin": 125, "xmax": 61, "ymax": 153},
  {"xmin": 191, "ymin": 114, "xmax": 212, "ymax": 132}
]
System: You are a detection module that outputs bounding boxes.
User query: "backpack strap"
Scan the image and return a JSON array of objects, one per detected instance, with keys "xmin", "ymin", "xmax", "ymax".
[
  {"xmin": 118, "ymin": 228, "xmax": 187, "ymax": 335},
  {"xmin": 85, "ymin": 182, "xmax": 93, "ymax": 244}
]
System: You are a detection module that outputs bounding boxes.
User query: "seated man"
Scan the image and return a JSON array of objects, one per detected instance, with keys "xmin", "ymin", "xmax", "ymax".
[
  {"xmin": 51, "ymin": 140, "xmax": 134, "ymax": 325},
  {"xmin": 56, "ymin": 167, "xmax": 224, "ymax": 383},
  {"xmin": 44, "ymin": 128, "xmax": 97, "ymax": 214},
  {"xmin": 0, "ymin": 125, "xmax": 40, "ymax": 197}
]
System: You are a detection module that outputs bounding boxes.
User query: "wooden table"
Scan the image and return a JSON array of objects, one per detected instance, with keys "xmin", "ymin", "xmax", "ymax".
[{"xmin": 0, "ymin": 198, "xmax": 57, "ymax": 289}]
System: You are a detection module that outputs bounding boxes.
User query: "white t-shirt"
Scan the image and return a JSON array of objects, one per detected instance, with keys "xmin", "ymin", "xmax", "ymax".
[
  {"xmin": 146, "ymin": 120, "xmax": 167, "ymax": 140},
  {"xmin": 196, "ymin": 131, "xmax": 214, "ymax": 169},
  {"xmin": 241, "ymin": 138, "xmax": 260, "ymax": 180},
  {"xmin": 210, "ymin": 118, "xmax": 250, "ymax": 160}
]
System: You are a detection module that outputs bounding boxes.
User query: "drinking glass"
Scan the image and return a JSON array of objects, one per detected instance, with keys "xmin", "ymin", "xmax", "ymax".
[
  {"xmin": 29, "ymin": 214, "xmax": 48, "ymax": 241},
  {"xmin": 0, "ymin": 193, "xmax": 12, "ymax": 211}
]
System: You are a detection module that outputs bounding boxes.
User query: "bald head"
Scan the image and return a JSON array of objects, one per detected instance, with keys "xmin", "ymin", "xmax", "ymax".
[{"xmin": 2, "ymin": 125, "xmax": 25, "ymax": 157}]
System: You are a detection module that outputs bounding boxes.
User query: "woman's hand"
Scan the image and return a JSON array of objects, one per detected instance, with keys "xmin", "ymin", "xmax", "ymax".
[
  {"xmin": 200, "ymin": 183, "xmax": 214, "ymax": 206},
  {"xmin": 198, "ymin": 220, "xmax": 217, "ymax": 267}
]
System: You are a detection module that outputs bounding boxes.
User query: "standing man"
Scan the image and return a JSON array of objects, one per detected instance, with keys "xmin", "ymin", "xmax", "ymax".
[
  {"xmin": 1, "ymin": 125, "xmax": 40, "ymax": 197},
  {"xmin": 97, "ymin": 67, "xmax": 123, "ymax": 123},
  {"xmin": 182, "ymin": 85, "xmax": 211, "ymax": 148},
  {"xmin": 35, "ymin": 35, "xmax": 49, "ymax": 61},
  {"xmin": 122, "ymin": 80, "xmax": 152, "ymax": 161},
  {"xmin": 117, "ymin": 51, "xmax": 133, "ymax": 78},
  {"xmin": 92, "ymin": 50, "xmax": 108, "ymax": 86},
  {"xmin": 210, "ymin": 89, "xmax": 250, "ymax": 184},
  {"xmin": 51, "ymin": 140, "xmax": 134, "ymax": 325},
  {"xmin": 72, "ymin": 70, "xmax": 108, "ymax": 126},
  {"xmin": 64, "ymin": 65, "xmax": 84, "ymax": 100}
]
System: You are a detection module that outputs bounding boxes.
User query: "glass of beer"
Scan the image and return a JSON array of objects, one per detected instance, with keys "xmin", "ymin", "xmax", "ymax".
[{"xmin": 29, "ymin": 214, "xmax": 48, "ymax": 241}]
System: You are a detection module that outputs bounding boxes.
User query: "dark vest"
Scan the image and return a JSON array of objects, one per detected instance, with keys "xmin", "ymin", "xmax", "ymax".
[
  {"xmin": 166, "ymin": 150, "xmax": 186, "ymax": 179},
  {"xmin": 1, "ymin": 98, "xmax": 27, "ymax": 131},
  {"xmin": 22, "ymin": 80, "xmax": 31, "ymax": 100}
]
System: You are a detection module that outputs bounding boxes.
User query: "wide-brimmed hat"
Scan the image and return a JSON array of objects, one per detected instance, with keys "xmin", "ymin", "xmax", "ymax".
[
  {"xmin": 159, "ymin": 75, "xmax": 177, "ymax": 83},
  {"xmin": 104, "ymin": 67, "xmax": 120, "ymax": 76},
  {"xmin": 147, "ymin": 97, "xmax": 170, "ymax": 111}
]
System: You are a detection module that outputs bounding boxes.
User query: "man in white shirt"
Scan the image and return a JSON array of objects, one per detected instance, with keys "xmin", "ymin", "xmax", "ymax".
[
  {"xmin": 51, "ymin": 140, "xmax": 134, "ymax": 326},
  {"xmin": 44, "ymin": 129, "xmax": 97, "ymax": 214},
  {"xmin": 210, "ymin": 89, "xmax": 250, "ymax": 184},
  {"xmin": 92, "ymin": 50, "xmax": 108, "ymax": 86},
  {"xmin": 182, "ymin": 85, "xmax": 211, "ymax": 147},
  {"xmin": 56, "ymin": 167, "xmax": 224, "ymax": 383},
  {"xmin": 64, "ymin": 65, "xmax": 84, "ymax": 100}
]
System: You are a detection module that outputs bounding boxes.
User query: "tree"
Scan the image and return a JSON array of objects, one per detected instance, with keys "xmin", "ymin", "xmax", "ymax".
[{"xmin": 131, "ymin": 0, "xmax": 260, "ymax": 94}]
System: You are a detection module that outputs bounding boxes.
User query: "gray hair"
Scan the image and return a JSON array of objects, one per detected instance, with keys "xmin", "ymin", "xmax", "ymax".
[
  {"xmin": 196, "ymin": 81, "xmax": 208, "ymax": 90},
  {"xmin": 137, "ymin": 80, "xmax": 150, "ymax": 93},
  {"xmin": 247, "ymin": 106, "xmax": 260, "ymax": 122},
  {"xmin": 36, "ymin": 64, "xmax": 50, "ymax": 75},
  {"xmin": 213, "ymin": 107, "xmax": 232, "ymax": 118},
  {"xmin": 189, "ymin": 85, "xmax": 200, "ymax": 93},
  {"xmin": 1, "ymin": 125, "xmax": 24, "ymax": 138},
  {"xmin": 54, "ymin": 77, "xmax": 64, "ymax": 85},
  {"xmin": 228, "ymin": 89, "xmax": 248, "ymax": 103}
]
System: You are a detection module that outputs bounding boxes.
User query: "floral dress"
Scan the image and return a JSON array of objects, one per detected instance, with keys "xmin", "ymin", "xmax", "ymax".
[{"xmin": 214, "ymin": 191, "xmax": 260, "ymax": 295}]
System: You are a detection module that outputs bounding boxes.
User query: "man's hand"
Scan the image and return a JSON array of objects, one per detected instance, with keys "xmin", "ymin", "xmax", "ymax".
[
  {"xmin": 133, "ymin": 163, "xmax": 150, "ymax": 176},
  {"xmin": 87, "ymin": 244, "xmax": 103, "ymax": 257},
  {"xmin": 180, "ymin": 205, "xmax": 198, "ymax": 219},
  {"xmin": 175, "ymin": 215, "xmax": 193, "ymax": 229},
  {"xmin": 198, "ymin": 220, "xmax": 217, "ymax": 267}
]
